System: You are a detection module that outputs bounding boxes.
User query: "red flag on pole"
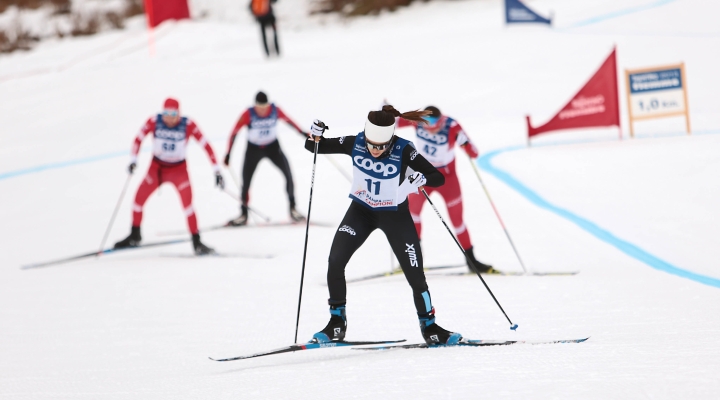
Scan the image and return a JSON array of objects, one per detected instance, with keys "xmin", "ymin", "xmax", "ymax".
[
  {"xmin": 144, "ymin": 0, "xmax": 190, "ymax": 28},
  {"xmin": 526, "ymin": 48, "xmax": 620, "ymax": 139}
]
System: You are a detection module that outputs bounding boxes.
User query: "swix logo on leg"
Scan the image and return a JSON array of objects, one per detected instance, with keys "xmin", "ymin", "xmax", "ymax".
[
  {"xmin": 339, "ymin": 225, "xmax": 356, "ymax": 236},
  {"xmin": 405, "ymin": 243, "xmax": 418, "ymax": 267}
]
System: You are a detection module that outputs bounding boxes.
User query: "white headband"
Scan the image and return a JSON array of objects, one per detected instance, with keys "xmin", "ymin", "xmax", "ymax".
[{"xmin": 364, "ymin": 119, "xmax": 395, "ymax": 143}]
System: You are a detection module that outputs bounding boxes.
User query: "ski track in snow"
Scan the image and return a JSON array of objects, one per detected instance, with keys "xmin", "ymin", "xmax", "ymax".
[{"xmin": 1, "ymin": 0, "xmax": 720, "ymax": 399}]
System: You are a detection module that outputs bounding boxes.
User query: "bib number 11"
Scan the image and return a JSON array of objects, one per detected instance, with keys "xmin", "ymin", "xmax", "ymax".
[{"xmin": 365, "ymin": 179, "xmax": 381, "ymax": 195}]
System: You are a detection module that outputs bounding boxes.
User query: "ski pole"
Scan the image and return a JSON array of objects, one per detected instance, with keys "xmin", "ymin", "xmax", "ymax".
[
  {"xmin": 468, "ymin": 156, "xmax": 527, "ymax": 273},
  {"xmin": 323, "ymin": 154, "xmax": 351, "ymax": 182},
  {"xmin": 223, "ymin": 164, "xmax": 271, "ymax": 222},
  {"xmin": 221, "ymin": 188, "xmax": 271, "ymax": 223},
  {"xmin": 294, "ymin": 137, "xmax": 321, "ymax": 343},
  {"xmin": 97, "ymin": 174, "xmax": 132, "ymax": 256},
  {"xmin": 418, "ymin": 185, "xmax": 518, "ymax": 330}
]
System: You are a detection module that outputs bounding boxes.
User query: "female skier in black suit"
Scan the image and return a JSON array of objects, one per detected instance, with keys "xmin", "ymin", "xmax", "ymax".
[{"xmin": 305, "ymin": 105, "xmax": 462, "ymax": 345}]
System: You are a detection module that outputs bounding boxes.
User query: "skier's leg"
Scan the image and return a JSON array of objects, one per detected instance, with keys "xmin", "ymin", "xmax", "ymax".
[
  {"xmin": 115, "ymin": 162, "xmax": 159, "ymax": 248},
  {"xmin": 271, "ymin": 22, "xmax": 280, "ymax": 55},
  {"xmin": 326, "ymin": 204, "xmax": 374, "ymax": 304},
  {"xmin": 381, "ymin": 210, "xmax": 428, "ymax": 314},
  {"xmin": 408, "ymin": 188, "xmax": 431, "ymax": 239},
  {"xmin": 438, "ymin": 172, "xmax": 472, "ymax": 250},
  {"xmin": 131, "ymin": 162, "xmax": 161, "ymax": 228},
  {"xmin": 240, "ymin": 144, "xmax": 265, "ymax": 211},
  {"xmin": 166, "ymin": 164, "xmax": 198, "ymax": 235},
  {"xmin": 439, "ymin": 169, "xmax": 492, "ymax": 272},
  {"xmin": 266, "ymin": 141, "xmax": 296, "ymax": 209},
  {"xmin": 314, "ymin": 203, "xmax": 374, "ymax": 342},
  {"xmin": 381, "ymin": 209, "xmax": 462, "ymax": 345},
  {"xmin": 259, "ymin": 20, "xmax": 270, "ymax": 56}
]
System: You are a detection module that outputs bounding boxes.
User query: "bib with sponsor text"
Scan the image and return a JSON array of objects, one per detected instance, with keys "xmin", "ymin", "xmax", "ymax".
[
  {"xmin": 349, "ymin": 132, "xmax": 410, "ymax": 211},
  {"xmin": 415, "ymin": 117, "xmax": 455, "ymax": 167},
  {"xmin": 248, "ymin": 104, "xmax": 279, "ymax": 146},
  {"xmin": 153, "ymin": 115, "xmax": 188, "ymax": 164}
]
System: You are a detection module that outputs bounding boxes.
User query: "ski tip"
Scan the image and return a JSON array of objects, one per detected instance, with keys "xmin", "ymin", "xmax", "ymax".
[{"xmin": 510, "ymin": 324, "xmax": 519, "ymax": 331}]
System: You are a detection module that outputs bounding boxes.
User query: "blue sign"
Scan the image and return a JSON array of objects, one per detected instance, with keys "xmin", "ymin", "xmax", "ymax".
[
  {"xmin": 629, "ymin": 68, "xmax": 682, "ymax": 94},
  {"xmin": 505, "ymin": 0, "xmax": 552, "ymax": 25}
]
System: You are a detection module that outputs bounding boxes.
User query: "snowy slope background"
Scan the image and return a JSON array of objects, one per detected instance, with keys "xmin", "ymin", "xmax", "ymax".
[{"xmin": 1, "ymin": 0, "xmax": 720, "ymax": 398}]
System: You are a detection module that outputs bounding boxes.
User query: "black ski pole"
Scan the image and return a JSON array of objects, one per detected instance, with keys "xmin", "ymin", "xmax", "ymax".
[
  {"xmin": 221, "ymin": 188, "xmax": 271, "ymax": 223},
  {"xmin": 97, "ymin": 174, "xmax": 132, "ymax": 256},
  {"xmin": 294, "ymin": 135, "xmax": 322, "ymax": 343},
  {"xmin": 418, "ymin": 185, "xmax": 518, "ymax": 330},
  {"xmin": 468, "ymin": 157, "xmax": 527, "ymax": 273}
]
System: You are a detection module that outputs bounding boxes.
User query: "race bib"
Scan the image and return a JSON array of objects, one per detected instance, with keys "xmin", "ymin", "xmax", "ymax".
[{"xmin": 349, "ymin": 132, "xmax": 408, "ymax": 211}]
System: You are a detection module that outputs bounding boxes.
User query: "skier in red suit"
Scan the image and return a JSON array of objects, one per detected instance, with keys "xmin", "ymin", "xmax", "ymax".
[
  {"xmin": 397, "ymin": 106, "xmax": 494, "ymax": 273},
  {"xmin": 114, "ymin": 98, "xmax": 224, "ymax": 255}
]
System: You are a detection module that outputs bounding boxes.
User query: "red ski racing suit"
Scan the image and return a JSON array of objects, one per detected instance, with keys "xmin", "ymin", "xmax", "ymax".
[
  {"xmin": 130, "ymin": 115, "xmax": 219, "ymax": 234},
  {"xmin": 397, "ymin": 116, "xmax": 479, "ymax": 250}
]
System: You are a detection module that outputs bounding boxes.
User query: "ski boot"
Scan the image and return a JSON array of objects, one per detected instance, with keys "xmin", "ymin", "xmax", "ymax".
[
  {"xmin": 465, "ymin": 246, "xmax": 497, "ymax": 274},
  {"xmin": 227, "ymin": 207, "xmax": 248, "ymax": 227},
  {"xmin": 312, "ymin": 305, "xmax": 346, "ymax": 343},
  {"xmin": 419, "ymin": 310, "xmax": 462, "ymax": 346},
  {"xmin": 192, "ymin": 233, "xmax": 215, "ymax": 256},
  {"xmin": 114, "ymin": 226, "xmax": 141, "ymax": 249},
  {"xmin": 290, "ymin": 207, "xmax": 306, "ymax": 223}
]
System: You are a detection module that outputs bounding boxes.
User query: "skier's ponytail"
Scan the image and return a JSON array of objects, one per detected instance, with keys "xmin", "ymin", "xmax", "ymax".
[{"xmin": 367, "ymin": 105, "xmax": 431, "ymax": 127}]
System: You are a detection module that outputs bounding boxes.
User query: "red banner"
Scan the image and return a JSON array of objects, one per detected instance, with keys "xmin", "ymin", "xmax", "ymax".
[
  {"xmin": 144, "ymin": 0, "xmax": 190, "ymax": 28},
  {"xmin": 527, "ymin": 48, "xmax": 620, "ymax": 138}
]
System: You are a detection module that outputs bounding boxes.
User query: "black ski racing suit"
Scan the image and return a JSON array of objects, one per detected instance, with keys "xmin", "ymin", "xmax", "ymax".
[{"xmin": 304, "ymin": 135, "xmax": 445, "ymax": 316}]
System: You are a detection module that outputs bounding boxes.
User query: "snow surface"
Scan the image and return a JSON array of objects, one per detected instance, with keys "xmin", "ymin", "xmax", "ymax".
[{"xmin": 1, "ymin": 0, "xmax": 720, "ymax": 398}]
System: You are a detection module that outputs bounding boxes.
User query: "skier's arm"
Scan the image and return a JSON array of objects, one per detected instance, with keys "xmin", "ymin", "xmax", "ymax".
[
  {"xmin": 225, "ymin": 110, "xmax": 251, "ymax": 161},
  {"xmin": 189, "ymin": 121, "xmax": 220, "ymax": 173},
  {"xmin": 395, "ymin": 118, "xmax": 416, "ymax": 129},
  {"xmin": 451, "ymin": 121, "xmax": 479, "ymax": 159},
  {"xmin": 276, "ymin": 107, "xmax": 308, "ymax": 137},
  {"xmin": 403, "ymin": 146, "xmax": 445, "ymax": 187},
  {"xmin": 303, "ymin": 136, "xmax": 355, "ymax": 155},
  {"xmin": 128, "ymin": 118, "xmax": 155, "ymax": 173}
]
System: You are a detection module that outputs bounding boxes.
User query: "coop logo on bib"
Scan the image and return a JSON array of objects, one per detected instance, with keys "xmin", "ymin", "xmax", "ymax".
[
  {"xmin": 416, "ymin": 128, "xmax": 448, "ymax": 145},
  {"xmin": 353, "ymin": 156, "xmax": 398, "ymax": 177},
  {"xmin": 155, "ymin": 129, "xmax": 185, "ymax": 141}
]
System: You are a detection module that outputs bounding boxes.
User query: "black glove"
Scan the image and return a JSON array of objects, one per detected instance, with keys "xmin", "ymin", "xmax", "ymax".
[
  {"xmin": 216, "ymin": 173, "xmax": 225, "ymax": 189},
  {"xmin": 128, "ymin": 162, "xmax": 136, "ymax": 174}
]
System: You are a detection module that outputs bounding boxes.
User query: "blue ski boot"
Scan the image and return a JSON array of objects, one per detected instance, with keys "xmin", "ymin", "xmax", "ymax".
[
  {"xmin": 312, "ymin": 305, "xmax": 347, "ymax": 343},
  {"xmin": 419, "ymin": 310, "xmax": 462, "ymax": 346}
]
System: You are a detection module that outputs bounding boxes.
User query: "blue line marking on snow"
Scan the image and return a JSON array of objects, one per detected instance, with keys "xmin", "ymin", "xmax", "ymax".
[
  {"xmin": 0, "ymin": 136, "xmax": 228, "ymax": 182},
  {"xmin": 564, "ymin": 0, "xmax": 677, "ymax": 29},
  {"xmin": 0, "ymin": 151, "xmax": 128, "ymax": 181},
  {"xmin": 477, "ymin": 147, "xmax": 720, "ymax": 289}
]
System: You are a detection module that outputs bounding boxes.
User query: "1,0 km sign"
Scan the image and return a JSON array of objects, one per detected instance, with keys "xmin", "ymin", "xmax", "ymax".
[{"xmin": 625, "ymin": 63, "xmax": 691, "ymax": 137}]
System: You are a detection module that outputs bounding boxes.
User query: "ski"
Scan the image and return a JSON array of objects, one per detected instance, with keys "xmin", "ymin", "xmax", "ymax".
[
  {"xmin": 158, "ymin": 220, "xmax": 335, "ymax": 237},
  {"xmin": 21, "ymin": 239, "xmax": 190, "ymax": 270},
  {"xmin": 345, "ymin": 265, "xmax": 461, "ymax": 284},
  {"xmin": 159, "ymin": 252, "xmax": 276, "ymax": 259},
  {"xmin": 210, "ymin": 339, "xmax": 407, "ymax": 362},
  {"xmin": 356, "ymin": 337, "xmax": 589, "ymax": 351},
  {"xmin": 346, "ymin": 265, "xmax": 578, "ymax": 283},
  {"xmin": 437, "ymin": 269, "xmax": 580, "ymax": 277}
]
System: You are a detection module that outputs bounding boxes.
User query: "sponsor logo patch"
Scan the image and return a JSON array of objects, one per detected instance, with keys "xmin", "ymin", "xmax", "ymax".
[
  {"xmin": 339, "ymin": 225, "xmax": 356, "ymax": 236},
  {"xmin": 353, "ymin": 156, "xmax": 398, "ymax": 177},
  {"xmin": 405, "ymin": 243, "xmax": 418, "ymax": 267}
]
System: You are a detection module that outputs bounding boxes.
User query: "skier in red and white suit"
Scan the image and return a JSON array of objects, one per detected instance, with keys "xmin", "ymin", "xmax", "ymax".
[
  {"xmin": 114, "ymin": 98, "xmax": 224, "ymax": 255},
  {"xmin": 397, "ymin": 106, "xmax": 494, "ymax": 273}
]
